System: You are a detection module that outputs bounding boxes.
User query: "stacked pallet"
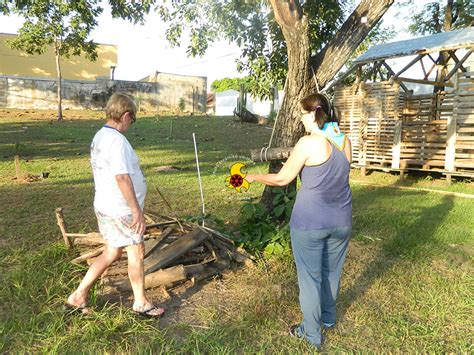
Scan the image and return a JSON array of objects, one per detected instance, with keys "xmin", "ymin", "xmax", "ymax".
[
  {"xmin": 401, "ymin": 93, "xmax": 436, "ymax": 122},
  {"xmin": 332, "ymin": 71, "xmax": 474, "ymax": 179},
  {"xmin": 453, "ymin": 71, "xmax": 474, "ymax": 172},
  {"xmin": 400, "ymin": 120, "xmax": 448, "ymax": 168},
  {"xmin": 334, "ymin": 84, "xmax": 362, "ymax": 163},
  {"xmin": 359, "ymin": 81, "xmax": 402, "ymax": 167}
]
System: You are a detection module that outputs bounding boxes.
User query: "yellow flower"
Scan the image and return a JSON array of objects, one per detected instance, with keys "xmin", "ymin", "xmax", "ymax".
[{"xmin": 225, "ymin": 162, "xmax": 250, "ymax": 193}]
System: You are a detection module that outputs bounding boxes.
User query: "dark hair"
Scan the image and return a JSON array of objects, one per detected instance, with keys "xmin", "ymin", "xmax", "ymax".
[{"xmin": 299, "ymin": 93, "xmax": 340, "ymax": 129}]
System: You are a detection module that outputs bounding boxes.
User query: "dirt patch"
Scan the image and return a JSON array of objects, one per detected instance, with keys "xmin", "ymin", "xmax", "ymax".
[{"xmin": 0, "ymin": 108, "xmax": 104, "ymax": 121}]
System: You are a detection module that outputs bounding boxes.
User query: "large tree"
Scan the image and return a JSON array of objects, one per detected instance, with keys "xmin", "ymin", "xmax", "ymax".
[
  {"xmin": 156, "ymin": 0, "xmax": 395, "ymax": 207},
  {"xmin": 401, "ymin": 0, "xmax": 473, "ymax": 35},
  {"xmin": 5, "ymin": 1, "xmax": 103, "ymax": 121}
]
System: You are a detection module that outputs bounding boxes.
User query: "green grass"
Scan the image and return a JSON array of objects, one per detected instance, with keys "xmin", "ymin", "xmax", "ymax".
[{"xmin": 0, "ymin": 113, "xmax": 473, "ymax": 352}]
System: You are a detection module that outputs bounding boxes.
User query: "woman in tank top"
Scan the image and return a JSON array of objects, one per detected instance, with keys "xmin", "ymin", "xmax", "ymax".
[{"xmin": 246, "ymin": 93, "xmax": 352, "ymax": 351}]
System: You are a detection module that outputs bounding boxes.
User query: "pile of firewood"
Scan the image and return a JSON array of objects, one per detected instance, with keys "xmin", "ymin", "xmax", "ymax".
[{"xmin": 55, "ymin": 208, "xmax": 253, "ymax": 297}]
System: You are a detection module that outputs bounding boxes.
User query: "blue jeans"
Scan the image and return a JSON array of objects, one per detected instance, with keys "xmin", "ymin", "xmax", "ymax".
[{"xmin": 290, "ymin": 226, "xmax": 351, "ymax": 348}]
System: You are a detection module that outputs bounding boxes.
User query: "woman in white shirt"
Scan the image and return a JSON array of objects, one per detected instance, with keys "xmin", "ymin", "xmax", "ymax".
[{"xmin": 65, "ymin": 93, "xmax": 164, "ymax": 318}]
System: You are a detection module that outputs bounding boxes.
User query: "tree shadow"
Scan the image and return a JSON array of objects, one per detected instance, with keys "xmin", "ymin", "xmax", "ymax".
[{"xmin": 337, "ymin": 183, "xmax": 455, "ymax": 322}]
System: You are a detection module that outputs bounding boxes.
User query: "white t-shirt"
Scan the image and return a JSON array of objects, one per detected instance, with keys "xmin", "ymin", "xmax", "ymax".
[{"xmin": 90, "ymin": 126, "xmax": 147, "ymax": 216}]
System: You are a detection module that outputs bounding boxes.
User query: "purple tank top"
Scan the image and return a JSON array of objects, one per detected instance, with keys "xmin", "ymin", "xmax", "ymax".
[{"xmin": 289, "ymin": 144, "xmax": 352, "ymax": 230}]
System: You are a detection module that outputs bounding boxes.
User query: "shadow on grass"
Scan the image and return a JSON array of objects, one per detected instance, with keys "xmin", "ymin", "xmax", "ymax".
[
  {"xmin": 0, "ymin": 117, "xmax": 270, "ymax": 163},
  {"xmin": 338, "ymin": 183, "xmax": 455, "ymax": 322}
]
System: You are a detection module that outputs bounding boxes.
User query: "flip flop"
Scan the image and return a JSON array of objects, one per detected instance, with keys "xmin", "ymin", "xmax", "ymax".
[
  {"xmin": 132, "ymin": 305, "xmax": 165, "ymax": 319},
  {"xmin": 63, "ymin": 302, "xmax": 92, "ymax": 316}
]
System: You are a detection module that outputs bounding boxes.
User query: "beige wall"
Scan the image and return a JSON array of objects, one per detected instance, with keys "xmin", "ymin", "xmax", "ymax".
[
  {"xmin": 0, "ymin": 76, "xmax": 207, "ymax": 113},
  {"xmin": 141, "ymin": 71, "xmax": 207, "ymax": 112},
  {"xmin": 0, "ymin": 33, "xmax": 117, "ymax": 80}
]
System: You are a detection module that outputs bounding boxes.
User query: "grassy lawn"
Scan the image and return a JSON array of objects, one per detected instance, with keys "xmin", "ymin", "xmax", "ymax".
[{"xmin": 0, "ymin": 112, "xmax": 473, "ymax": 353}]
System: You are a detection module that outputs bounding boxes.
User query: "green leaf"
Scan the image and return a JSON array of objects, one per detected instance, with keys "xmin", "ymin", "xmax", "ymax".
[
  {"xmin": 274, "ymin": 205, "xmax": 285, "ymax": 217},
  {"xmin": 273, "ymin": 243, "xmax": 284, "ymax": 254},
  {"xmin": 264, "ymin": 242, "xmax": 275, "ymax": 254},
  {"xmin": 273, "ymin": 194, "xmax": 283, "ymax": 206}
]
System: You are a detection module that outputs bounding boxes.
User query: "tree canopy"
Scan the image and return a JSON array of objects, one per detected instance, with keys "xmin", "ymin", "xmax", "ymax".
[
  {"xmin": 210, "ymin": 77, "xmax": 251, "ymax": 93},
  {"xmin": 7, "ymin": 1, "xmax": 101, "ymax": 60},
  {"xmin": 399, "ymin": 0, "xmax": 473, "ymax": 35},
  {"xmin": 156, "ymin": 0, "xmax": 347, "ymax": 99}
]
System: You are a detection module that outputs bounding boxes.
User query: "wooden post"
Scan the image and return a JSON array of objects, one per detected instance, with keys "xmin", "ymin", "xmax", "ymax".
[
  {"xmin": 444, "ymin": 73, "xmax": 459, "ymax": 176},
  {"xmin": 250, "ymin": 147, "xmax": 292, "ymax": 162},
  {"xmin": 55, "ymin": 207, "xmax": 72, "ymax": 249},
  {"xmin": 14, "ymin": 155, "xmax": 21, "ymax": 180},
  {"xmin": 392, "ymin": 120, "xmax": 402, "ymax": 169},
  {"xmin": 392, "ymin": 82, "xmax": 402, "ymax": 170},
  {"xmin": 358, "ymin": 82, "xmax": 368, "ymax": 172}
]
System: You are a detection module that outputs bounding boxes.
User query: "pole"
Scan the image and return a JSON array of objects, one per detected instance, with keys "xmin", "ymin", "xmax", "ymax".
[{"xmin": 192, "ymin": 133, "xmax": 206, "ymax": 226}]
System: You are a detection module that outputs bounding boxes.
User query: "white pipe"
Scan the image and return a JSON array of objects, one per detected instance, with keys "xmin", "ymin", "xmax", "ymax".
[{"xmin": 192, "ymin": 132, "xmax": 206, "ymax": 226}]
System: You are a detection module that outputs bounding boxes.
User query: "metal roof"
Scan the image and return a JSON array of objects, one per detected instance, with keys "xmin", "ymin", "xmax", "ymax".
[{"xmin": 355, "ymin": 27, "xmax": 474, "ymax": 64}]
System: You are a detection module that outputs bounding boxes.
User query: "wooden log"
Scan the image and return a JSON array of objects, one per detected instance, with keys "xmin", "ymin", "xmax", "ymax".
[
  {"xmin": 143, "ymin": 213, "xmax": 157, "ymax": 224},
  {"xmin": 184, "ymin": 263, "xmax": 206, "ymax": 276},
  {"xmin": 70, "ymin": 232, "xmax": 104, "ymax": 246},
  {"xmin": 212, "ymin": 238, "xmax": 254, "ymax": 268},
  {"xmin": 144, "ymin": 228, "xmax": 209, "ymax": 274},
  {"xmin": 72, "ymin": 246, "xmax": 105, "ymax": 264},
  {"xmin": 145, "ymin": 220, "xmax": 177, "ymax": 229},
  {"xmin": 193, "ymin": 266, "xmax": 220, "ymax": 282},
  {"xmin": 55, "ymin": 207, "xmax": 72, "ymax": 249},
  {"xmin": 105, "ymin": 262, "xmax": 129, "ymax": 276},
  {"xmin": 109, "ymin": 264, "xmax": 187, "ymax": 292},
  {"xmin": 199, "ymin": 225, "xmax": 235, "ymax": 245},
  {"xmin": 250, "ymin": 147, "xmax": 293, "ymax": 162},
  {"xmin": 203, "ymin": 240, "xmax": 217, "ymax": 260},
  {"xmin": 144, "ymin": 227, "xmax": 173, "ymax": 258},
  {"xmin": 235, "ymin": 106, "xmax": 267, "ymax": 125}
]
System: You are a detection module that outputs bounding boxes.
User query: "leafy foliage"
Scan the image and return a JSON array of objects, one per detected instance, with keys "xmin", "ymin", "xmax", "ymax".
[
  {"xmin": 236, "ymin": 186, "xmax": 296, "ymax": 255},
  {"xmin": 398, "ymin": 0, "xmax": 474, "ymax": 35},
  {"xmin": 155, "ymin": 0, "xmax": 348, "ymax": 100},
  {"xmin": 4, "ymin": 0, "xmax": 158, "ymax": 60},
  {"xmin": 210, "ymin": 77, "xmax": 251, "ymax": 93},
  {"xmin": 6, "ymin": 1, "xmax": 102, "ymax": 60}
]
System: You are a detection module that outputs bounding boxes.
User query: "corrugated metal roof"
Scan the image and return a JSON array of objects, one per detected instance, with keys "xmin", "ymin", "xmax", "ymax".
[{"xmin": 355, "ymin": 27, "xmax": 474, "ymax": 63}]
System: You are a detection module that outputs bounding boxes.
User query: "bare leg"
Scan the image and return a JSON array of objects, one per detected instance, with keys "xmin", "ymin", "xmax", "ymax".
[
  {"xmin": 67, "ymin": 244, "xmax": 122, "ymax": 307},
  {"xmin": 126, "ymin": 243, "xmax": 164, "ymax": 316},
  {"xmin": 126, "ymin": 243, "xmax": 147, "ymax": 306}
]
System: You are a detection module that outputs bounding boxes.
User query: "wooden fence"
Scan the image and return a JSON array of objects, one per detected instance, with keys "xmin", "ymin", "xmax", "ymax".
[{"xmin": 333, "ymin": 72, "xmax": 474, "ymax": 179}]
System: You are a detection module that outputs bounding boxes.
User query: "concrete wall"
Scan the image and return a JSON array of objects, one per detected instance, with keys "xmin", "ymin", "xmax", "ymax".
[
  {"xmin": 141, "ymin": 71, "xmax": 207, "ymax": 113},
  {"xmin": 0, "ymin": 33, "xmax": 117, "ymax": 81},
  {"xmin": 0, "ymin": 74, "xmax": 207, "ymax": 113}
]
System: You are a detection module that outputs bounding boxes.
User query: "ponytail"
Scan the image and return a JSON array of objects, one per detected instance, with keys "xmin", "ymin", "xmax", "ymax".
[{"xmin": 300, "ymin": 93, "xmax": 340, "ymax": 129}]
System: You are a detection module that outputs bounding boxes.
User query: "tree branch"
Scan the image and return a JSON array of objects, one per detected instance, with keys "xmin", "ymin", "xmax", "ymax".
[
  {"xmin": 309, "ymin": 0, "xmax": 395, "ymax": 88},
  {"xmin": 268, "ymin": 0, "xmax": 302, "ymax": 28},
  {"xmin": 444, "ymin": 0, "xmax": 453, "ymax": 32}
]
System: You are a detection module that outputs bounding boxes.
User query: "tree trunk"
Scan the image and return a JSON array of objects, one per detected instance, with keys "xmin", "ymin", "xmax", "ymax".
[
  {"xmin": 262, "ymin": 0, "xmax": 395, "ymax": 210},
  {"xmin": 55, "ymin": 42, "xmax": 63, "ymax": 122},
  {"xmin": 434, "ymin": 0, "xmax": 453, "ymax": 93}
]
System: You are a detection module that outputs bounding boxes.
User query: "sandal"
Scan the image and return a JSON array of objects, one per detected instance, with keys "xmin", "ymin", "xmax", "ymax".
[
  {"xmin": 63, "ymin": 302, "xmax": 92, "ymax": 315},
  {"xmin": 289, "ymin": 324, "xmax": 300, "ymax": 338},
  {"xmin": 132, "ymin": 305, "xmax": 165, "ymax": 319}
]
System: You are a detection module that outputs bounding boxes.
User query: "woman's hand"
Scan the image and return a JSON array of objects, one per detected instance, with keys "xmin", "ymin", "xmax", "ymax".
[
  {"xmin": 246, "ymin": 174, "xmax": 255, "ymax": 183},
  {"xmin": 130, "ymin": 209, "xmax": 146, "ymax": 235}
]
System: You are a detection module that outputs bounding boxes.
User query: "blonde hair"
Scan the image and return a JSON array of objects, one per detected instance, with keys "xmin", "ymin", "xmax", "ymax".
[{"xmin": 105, "ymin": 93, "xmax": 137, "ymax": 122}]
